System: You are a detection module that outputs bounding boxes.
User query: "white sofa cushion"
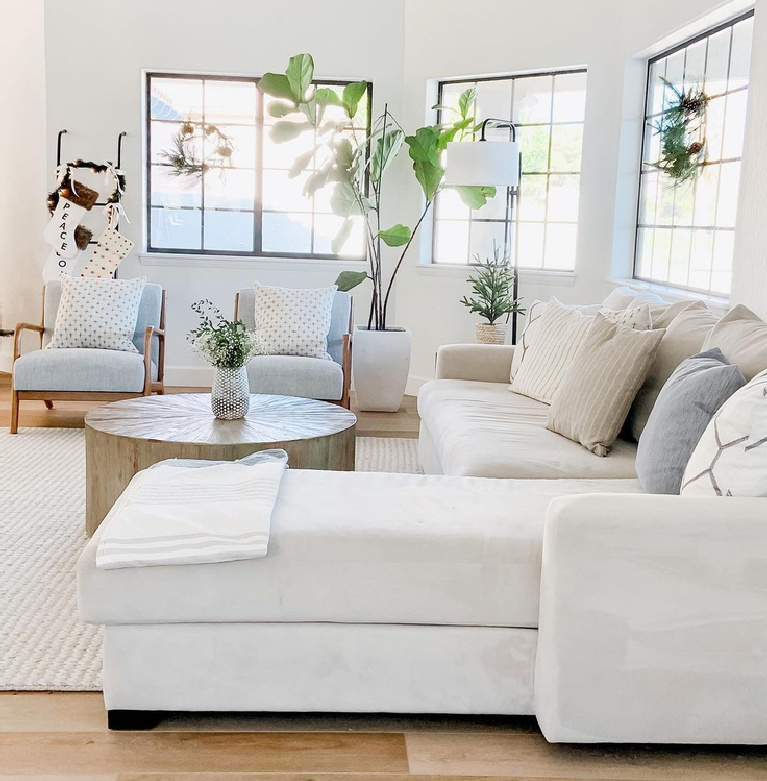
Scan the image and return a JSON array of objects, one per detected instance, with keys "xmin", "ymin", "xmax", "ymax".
[
  {"xmin": 418, "ymin": 380, "xmax": 637, "ymax": 479},
  {"xmin": 78, "ymin": 468, "xmax": 641, "ymax": 629}
]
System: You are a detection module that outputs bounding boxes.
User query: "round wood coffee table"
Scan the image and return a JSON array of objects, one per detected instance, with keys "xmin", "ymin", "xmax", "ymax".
[{"xmin": 84, "ymin": 393, "xmax": 356, "ymax": 535}]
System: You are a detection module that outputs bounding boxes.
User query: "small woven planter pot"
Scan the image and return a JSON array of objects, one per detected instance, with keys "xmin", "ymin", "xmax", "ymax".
[{"xmin": 475, "ymin": 323, "xmax": 508, "ymax": 345}]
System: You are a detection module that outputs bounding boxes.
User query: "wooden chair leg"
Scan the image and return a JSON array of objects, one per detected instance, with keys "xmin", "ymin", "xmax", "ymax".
[
  {"xmin": 44, "ymin": 400, "xmax": 54, "ymax": 410},
  {"xmin": 10, "ymin": 391, "xmax": 19, "ymax": 434}
]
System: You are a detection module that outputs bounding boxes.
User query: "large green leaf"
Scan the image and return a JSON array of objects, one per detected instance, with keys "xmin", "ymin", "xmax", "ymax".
[
  {"xmin": 315, "ymin": 87, "xmax": 342, "ymax": 106},
  {"xmin": 405, "ymin": 127, "xmax": 443, "ymax": 201},
  {"xmin": 370, "ymin": 128, "xmax": 404, "ymax": 182},
  {"xmin": 342, "ymin": 82, "xmax": 367, "ymax": 120},
  {"xmin": 334, "ymin": 269, "xmax": 368, "ymax": 291},
  {"xmin": 454, "ymin": 185, "xmax": 497, "ymax": 209},
  {"xmin": 269, "ymin": 120, "xmax": 311, "ymax": 143},
  {"xmin": 335, "ymin": 137, "xmax": 355, "ymax": 170},
  {"xmin": 258, "ymin": 73, "xmax": 294, "ymax": 102},
  {"xmin": 458, "ymin": 87, "xmax": 477, "ymax": 120},
  {"xmin": 330, "ymin": 181, "xmax": 364, "ymax": 216},
  {"xmin": 304, "ymin": 166, "xmax": 332, "ymax": 196},
  {"xmin": 286, "ymin": 53, "xmax": 314, "ymax": 103},
  {"xmin": 378, "ymin": 224, "xmax": 412, "ymax": 247},
  {"xmin": 288, "ymin": 148, "xmax": 315, "ymax": 178}
]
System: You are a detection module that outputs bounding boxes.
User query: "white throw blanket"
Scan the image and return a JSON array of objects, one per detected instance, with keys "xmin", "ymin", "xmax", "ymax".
[{"xmin": 95, "ymin": 450, "xmax": 288, "ymax": 570}]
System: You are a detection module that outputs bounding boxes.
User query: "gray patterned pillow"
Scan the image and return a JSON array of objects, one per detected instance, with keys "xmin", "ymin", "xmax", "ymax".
[
  {"xmin": 253, "ymin": 283, "xmax": 337, "ymax": 360},
  {"xmin": 47, "ymin": 275, "xmax": 146, "ymax": 352}
]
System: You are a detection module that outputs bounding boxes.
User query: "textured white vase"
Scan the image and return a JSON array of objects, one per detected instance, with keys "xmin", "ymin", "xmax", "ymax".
[
  {"xmin": 211, "ymin": 365, "xmax": 251, "ymax": 420},
  {"xmin": 353, "ymin": 326, "xmax": 411, "ymax": 412}
]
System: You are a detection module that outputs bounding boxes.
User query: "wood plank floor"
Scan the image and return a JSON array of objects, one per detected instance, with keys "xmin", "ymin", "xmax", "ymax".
[{"xmin": 2, "ymin": 376, "xmax": 767, "ymax": 778}]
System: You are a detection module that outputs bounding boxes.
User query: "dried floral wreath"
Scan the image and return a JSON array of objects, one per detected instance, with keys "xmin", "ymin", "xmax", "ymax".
[
  {"xmin": 46, "ymin": 160, "xmax": 126, "ymax": 214},
  {"xmin": 652, "ymin": 77, "xmax": 709, "ymax": 186},
  {"xmin": 161, "ymin": 120, "xmax": 235, "ymax": 183}
]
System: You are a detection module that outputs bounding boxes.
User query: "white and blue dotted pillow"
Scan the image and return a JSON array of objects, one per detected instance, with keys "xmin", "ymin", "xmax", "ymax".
[{"xmin": 47, "ymin": 275, "xmax": 146, "ymax": 352}]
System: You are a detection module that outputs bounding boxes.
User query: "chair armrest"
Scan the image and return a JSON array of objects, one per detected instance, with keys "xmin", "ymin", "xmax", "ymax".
[
  {"xmin": 13, "ymin": 322, "xmax": 45, "ymax": 361},
  {"xmin": 143, "ymin": 326, "xmax": 166, "ymax": 392},
  {"xmin": 536, "ymin": 493, "xmax": 767, "ymax": 744},
  {"xmin": 435, "ymin": 343, "xmax": 515, "ymax": 383}
]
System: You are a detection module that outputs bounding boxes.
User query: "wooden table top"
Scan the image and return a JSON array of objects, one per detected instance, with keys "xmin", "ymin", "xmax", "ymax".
[{"xmin": 84, "ymin": 393, "xmax": 357, "ymax": 446}]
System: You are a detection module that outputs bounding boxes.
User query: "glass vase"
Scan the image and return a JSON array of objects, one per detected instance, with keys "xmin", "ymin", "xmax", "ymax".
[{"xmin": 211, "ymin": 365, "xmax": 250, "ymax": 420}]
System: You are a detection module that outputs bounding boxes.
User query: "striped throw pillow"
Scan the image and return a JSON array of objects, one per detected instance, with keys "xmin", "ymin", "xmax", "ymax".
[
  {"xmin": 547, "ymin": 315, "xmax": 665, "ymax": 456},
  {"xmin": 511, "ymin": 299, "xmax": 595, "ymax": 404}
]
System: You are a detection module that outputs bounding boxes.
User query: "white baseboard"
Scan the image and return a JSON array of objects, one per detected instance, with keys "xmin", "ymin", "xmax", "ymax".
[{"xmin": 0, "ymin": 352, "xmax": 13, "ymax": 375}]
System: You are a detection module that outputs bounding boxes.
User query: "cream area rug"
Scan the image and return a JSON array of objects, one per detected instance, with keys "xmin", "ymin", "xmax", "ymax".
[{"xmin": 1, "ymin": 428, "xmax": 420, "ymax": 691}]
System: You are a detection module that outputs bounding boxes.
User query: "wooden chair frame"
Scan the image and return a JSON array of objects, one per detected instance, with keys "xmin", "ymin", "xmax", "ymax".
[
  {"xmin": 234, "ymin": 292, "xmax": 352, "ymax": 410},
  {"xmin": 9, "ymin": 289, "xmax": 166, "ymax": 434}
]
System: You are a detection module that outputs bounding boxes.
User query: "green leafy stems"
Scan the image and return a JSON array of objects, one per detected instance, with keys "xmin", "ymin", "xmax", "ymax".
[
  {"xmin": 651, "ymin": 77, "xmax": 709, "ymax": 186},
  {"xmin": 460, "ymin": 243, "xmax": 525, "ymax": 326},
  {"xmin": 188, "ymin": 300, "xmax": 266, "ymax": 369},
  {"xmin": 258, "ymin": 53, "xmax": 497, "ymax": 330}
]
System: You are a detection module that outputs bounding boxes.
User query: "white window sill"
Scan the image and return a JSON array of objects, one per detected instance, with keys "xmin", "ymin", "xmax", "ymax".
[
  {"xmin": 139, "ymin": 252, "xmax": 368, "ymax": 272},
  {"xmin": 607, "ymin": 278, "xmax": 729, "ymax": 314},
  {"xmin": 417, "ymin": 264, "xmax": 576, "ymax": 286}
]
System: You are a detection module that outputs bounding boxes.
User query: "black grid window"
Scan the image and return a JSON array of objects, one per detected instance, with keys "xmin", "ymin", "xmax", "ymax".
[
  {"xmin": 634, "ymin": 11, "xmax": 753, "ymax": 296},
  {"xmin": 434, "ymin": 70, "xmax": 587, "ymax": 269},
  {"xmin": 146, "ymin": 72, "xmax": 371, "ymax": 259}
]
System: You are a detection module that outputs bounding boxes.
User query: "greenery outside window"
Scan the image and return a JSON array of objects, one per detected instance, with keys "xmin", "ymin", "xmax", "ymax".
[
  {"xmin": 634, "ymin": 11, "xmax": 753, "ymax": 296},
  {"xmin": 146, "ymin": 72, "xmax": 371, "ymax": 259},
  {"xmin": 433, "ymin": 70, "xmax": 587, "ymax": 270}
]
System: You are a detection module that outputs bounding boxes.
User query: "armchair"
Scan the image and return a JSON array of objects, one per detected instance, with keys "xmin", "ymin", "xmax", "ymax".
[
  {"xmin": 10, "ymin": 280, "xmax": 166, "ymax": 433},
  {"xmin": 234, "ymin": 287, "xmax": 352, "ymax": 409}
]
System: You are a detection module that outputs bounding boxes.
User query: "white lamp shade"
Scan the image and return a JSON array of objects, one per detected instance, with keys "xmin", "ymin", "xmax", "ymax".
[{"xmin": 444, "ymin": 140, "xmax": 520, "ymax": 188}]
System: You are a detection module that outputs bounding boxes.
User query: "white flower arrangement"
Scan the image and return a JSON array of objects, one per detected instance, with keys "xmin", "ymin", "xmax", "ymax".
[{"xmin": 188, "ymin": 299, "xmax": 267, "ymax": 369}]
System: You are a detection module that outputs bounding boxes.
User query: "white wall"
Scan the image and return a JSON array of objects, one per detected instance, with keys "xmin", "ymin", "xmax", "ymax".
[
  {"xmin": 0, "ymin": 0, "xmax": 47, "ymax": 373},
  {"xmin": 18, "ymin": 0, "xmax": 766, "ymax": 387}
]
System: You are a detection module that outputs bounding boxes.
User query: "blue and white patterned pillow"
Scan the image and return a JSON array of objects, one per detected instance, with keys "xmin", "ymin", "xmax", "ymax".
[{"xmin": 47, "ymin": 275, "xmax": 146, "ymax": 352}]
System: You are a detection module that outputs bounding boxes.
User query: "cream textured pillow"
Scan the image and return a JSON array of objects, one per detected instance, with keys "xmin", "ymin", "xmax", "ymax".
[
  {"xmin": 547, "ymin": 315, "xmax": 665, "ymax": 456},
  {"xmin": 626, "ymin": 301, "xmax": 718, "ymax": 441},
  {"xmin": 46, "ymin": 275, "xmax": 145, "ymax": 352},
  {"xmin": 681, "ymin": 369, "xmax": 767, "ymax": 496},
  {"xmin": 510, "ymin": 298, "xmax": 601, "ymax": 381},
  {"xmin": 511, "ymin": 299, "xmax": 595, "ymax": 404},
  {"xmin": 253, "ymin": 283, "xmax": 337, "ymax": 360},
  {"xmin": 702, "ymin": 304, "xmax": 767, "ymax": 381}
]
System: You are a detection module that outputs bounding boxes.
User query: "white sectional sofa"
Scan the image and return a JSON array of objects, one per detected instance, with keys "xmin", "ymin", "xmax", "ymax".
[{"xmin": 418, "ymin": 343, "xmax": 637, "ymax": 479}]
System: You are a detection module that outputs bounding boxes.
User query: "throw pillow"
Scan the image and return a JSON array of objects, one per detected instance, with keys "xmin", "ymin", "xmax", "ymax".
[
  {"xmin": 509, "ymin": 298, "xmax": 600, "ymax": 381},
  {"xmin": 46, "ymin": 275, "xmax": 145, "ymax": 352},
  {"xmin": 511, "ymin": 298, "xmax": 596, "ymax": 404},
  {"xmin": 253, "ymin": 283, "xmax": 337, "ymax": 360},
  {"xmin": 625, "ymin": 300, "xmax": 718, "ymax": 441},
  {"xmin": 635, "ymin": 349, "xmax": 746, "ymax": 494},
  {"xmin": 601, "ymin": 285, "xmax": 669, "ymax": 311},
  {"xmin": 702, "ymin": 304, "xmax": 767, "ymax": 381},
  {"xmin": 547, "ymin": 314, "xmax": 665, "ymax": 456},
  {"xmin": 681, "ymin": 369, "xmax": 767, "ymax": 497},
  {"xmin": 599, "ymin": 303, "xmax": 652, "ymax": 330}
]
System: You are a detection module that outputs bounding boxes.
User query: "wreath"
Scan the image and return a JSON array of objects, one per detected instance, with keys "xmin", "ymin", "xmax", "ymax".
[
  {"xmin": 161, "ymin": 120, "xmax": 235, "ymax": 183},
  {"xmin": 652, "ymin": 77, "xmax": 709, "ymax": 186}
]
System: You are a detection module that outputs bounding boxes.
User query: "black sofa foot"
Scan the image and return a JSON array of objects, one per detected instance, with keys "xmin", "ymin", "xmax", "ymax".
[{"xmin": 107, "ymin": 709, "xmax": 163, "ymax": 731}]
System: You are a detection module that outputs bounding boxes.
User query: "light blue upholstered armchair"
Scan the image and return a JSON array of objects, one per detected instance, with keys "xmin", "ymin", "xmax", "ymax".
[
  {"xmin": 234, "ymin": 287, "xmax": 352, "ymax": 409},
  {"xmin": 10, "ymin": 280, "xmax": 166, "ymax": 433}
]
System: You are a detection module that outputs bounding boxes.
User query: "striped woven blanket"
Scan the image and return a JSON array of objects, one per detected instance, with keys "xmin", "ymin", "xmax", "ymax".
[{"xmin": 95, "ymin": 450, "xmax": 288, "ymax": 569}]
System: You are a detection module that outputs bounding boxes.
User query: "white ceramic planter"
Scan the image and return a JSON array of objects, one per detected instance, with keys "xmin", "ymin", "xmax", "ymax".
[{"xmin": 352, "ymin": 325, "xmax": 411, "ymax": 412}]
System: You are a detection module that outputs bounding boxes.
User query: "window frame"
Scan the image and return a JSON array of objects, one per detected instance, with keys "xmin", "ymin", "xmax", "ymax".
[
  {"xmin": 145, "ymin": 71, "xmax": 373, "ymax": 260},
  {"xmin": 432, "ymin": 68, "xmax": 587, "ymax": 270},
  {"xmin": 632, "ymin": 9, "xmax": 754, "ymax": 296}
]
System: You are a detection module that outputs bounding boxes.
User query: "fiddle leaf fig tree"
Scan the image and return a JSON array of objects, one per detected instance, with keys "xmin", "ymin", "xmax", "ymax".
[{"xmin": 259, "ymin": 53, "xmax": 496, "ymax": 330}]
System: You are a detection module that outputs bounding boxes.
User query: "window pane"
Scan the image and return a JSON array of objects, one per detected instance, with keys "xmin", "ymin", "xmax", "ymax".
[
  {"xmin": 729, "ymin": 17, "xmax": 753, "ymax": 91},
  {"xmin": 550, "ymin": 124, "xmax": 583, "ymax": 172},
  {"xmin": 203, "ymin": 210, "xmax": 254, "ymax": 252},
  {"xmin": 262, "ymin": 128, "xmax": 315, "ymax": 169},
  {"xmin": 636, "ymin": 228, "xmax": 654, "ymax": 278},
  {"xmin": 689, "ymin": 230, "xmax": 714, "ymax": 290},
  {"xmin": 516, "ymin": 222, "xmax": 545, "ymax": 269},
  {"xmin": 518, "ymin": 125, "xmax": 551, "ymax": 173},
  {"xmin": 475, "ymin": 79, "xmax": 512, "ymax": 122},
  {"xmin": 472, "ymin": 188, "xmax": 508, "ymax": 221},
  {"xmin": 470, "ymin": 221, "xmax": 508, "ymax": 264},
  {"xmin": 693, "ymin": 165, "xmax": 719, "ymax": 226},
  {"xmin": 723, "ymin": 90, "xmax": 748, "ymax": 159},
  {"xmin": 552, "ymin": 72, "xmax": 587, "ymax": 123},
  {"xmin": 705, "ymin": 27, "xmax": 733, "ymax": 96},
  {"xmin": 262, "ymin": 212, "xmax": 312, "ymax": 254},
  {"xmin": 210, "ymin": 125, "xmax": 257, "ymax": 169},
  {"xmin": 638, "ymin": 172, "xmax": 659, "ymax": 224},
  {"xmin": 716, "ymin": 161, "xmax": 741, "ymax": 228},
  {"xmin": 518, "ymin": 175, "xmax": 547, "ymax": 222},
  {"xmin": 512, "ymin": 75, "xmax": 553, "ymax": 124},
  {"xmin": 150, "ymin": 166, "xmax": 201, "ymax": 208},
  {"xmin": 685, "ymin": 40, "xmax": 707, "ymax": 86},
  {"xmin": 548, "ymin": 175, "xmax": 580, "ymax": 222},
  {"xmin": 711, "ymin": 230, "xmax": 734, "ymax": 294},
  {"xmin": 262, "ymin": 169, "xmax": 312, "ymax": 213},
  {"xmin": 204, "ymin": 79, "xmax": 257, "ymax": 125},
  {"xmin": 651, "ymin": 227, "xmax": 671, "ymax": 282},
  {"xmin": 150, "ymin": 207, "xmax": 201, "ymax": 250},
  {"xmin": 205, "ymin": 169, "xmax": 256, "ymax": 210},
  {"xmin": 434, "ymin": 219, "xmax": 470, "ymax": 264},
  {"xmin": 672, "ymin": 181, "xmax": 694, "ymax": 226},
  {"xmin": 668, "ymin": 228, "xmax": 692, "ymax": 286},
  {"xmin": 150, "ymin": 78, "xmax": 202, "ymax": 121},
  {"xmin": 544, "ymin": 223, "xmax": 577, "ymax": 270},
  {"xmin": 313, "ymin": 215, "xmax": 366, "ymax": 257},
  {"xmin": 436, "ymin": 189, "xmax": 470, "ymax": 220}
]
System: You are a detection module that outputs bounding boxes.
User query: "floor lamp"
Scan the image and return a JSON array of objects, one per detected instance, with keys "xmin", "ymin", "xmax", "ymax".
[{"xmin": 444, "ymin": 119, "xmax": 522, "ymax": 343}]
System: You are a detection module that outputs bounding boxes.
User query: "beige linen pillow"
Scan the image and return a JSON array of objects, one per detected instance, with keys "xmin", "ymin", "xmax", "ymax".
[
  {"xmin": 511, "ymin": 299, "xmax": 595, "ymax": 403},
  {"xmin": 548, "ymin": 315, "xmax": 665, "ymax": 456},
  {"xmin": 626, "ymin": 300, "xmax": 718, "ymax": 441},
  {"xmin": 702, "ymin": 304, "xmax": 767, "ymax": 381}
]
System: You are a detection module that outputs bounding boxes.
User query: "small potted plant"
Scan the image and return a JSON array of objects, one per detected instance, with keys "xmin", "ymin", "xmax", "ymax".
[
  {"xmin": 460, "ymin": 245, "xmax": 525, "ymax": 345},
  {"xmin": 188, "ymin": 300, "xmax": 266, "ymax": 420}
]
